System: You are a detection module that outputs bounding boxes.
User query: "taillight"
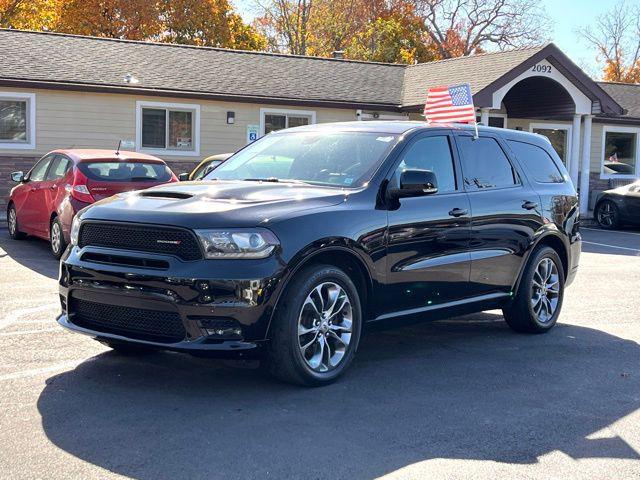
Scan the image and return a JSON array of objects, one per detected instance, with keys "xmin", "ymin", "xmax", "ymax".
[{"xmin": 70, "ymin": 168, "xmax": 95, "ymax": 203}]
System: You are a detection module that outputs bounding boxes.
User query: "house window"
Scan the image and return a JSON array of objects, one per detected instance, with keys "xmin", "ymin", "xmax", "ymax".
[
  {"xmin": 260, "ymin": 108, "xmax": 316, "ymax": 135},
  {"xmin": 530, "ymin": 124, "xmax": 571, "ymax": 166},
  {"xmin": 475, "ymin": 114, "xmax": 507, "ymax": 128},
  {"xmin": 602, "ymin": 128, "xmax": 638, "ymax": 178},
  {"xmin": 136, "ymin": 101, "xmax": 200, "ymax": 155},
  {"xmin": 0, "ymin": 92, "xmax": 35, "ymax": 149}
]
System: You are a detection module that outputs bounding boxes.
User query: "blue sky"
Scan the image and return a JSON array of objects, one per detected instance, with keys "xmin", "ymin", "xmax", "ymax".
[{"xmin": 233, "ymin": 0, "xmax": 621, "ymax": 79}]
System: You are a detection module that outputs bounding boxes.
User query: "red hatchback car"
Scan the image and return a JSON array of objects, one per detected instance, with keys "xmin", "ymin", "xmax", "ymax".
[{"xmin": 7, "ymin": 149, "xmax": 177, "ymax": 258}]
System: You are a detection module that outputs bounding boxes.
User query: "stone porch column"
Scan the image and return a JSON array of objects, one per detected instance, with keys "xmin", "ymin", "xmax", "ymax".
[
  {"xmin": 579, "ymin": 115, "xmax": 593, "ymax": 216},
  {"xmin": 570, "ymin": 114, "xmax": 582, "ymax": 186}
]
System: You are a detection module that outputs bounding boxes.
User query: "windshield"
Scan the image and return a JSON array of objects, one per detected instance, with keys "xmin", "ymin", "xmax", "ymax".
[
  {"xmin": 78, "ymin": 161, "xmax": 172, "ymax": 182},
  {"xmin": 204, "ymin": 131, "xmax": 398, "ymax": 187}
]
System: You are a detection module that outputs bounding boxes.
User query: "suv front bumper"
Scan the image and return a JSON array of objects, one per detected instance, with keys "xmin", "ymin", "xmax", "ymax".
[{"xmin": 58, "ymin": 244, "xmax": 287, "ymax": 356}]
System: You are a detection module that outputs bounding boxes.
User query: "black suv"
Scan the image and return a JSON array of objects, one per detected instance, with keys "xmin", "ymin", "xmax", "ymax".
[{"xmin": 58, "ymin": 122, "xmax": 581, "ymax": 386}]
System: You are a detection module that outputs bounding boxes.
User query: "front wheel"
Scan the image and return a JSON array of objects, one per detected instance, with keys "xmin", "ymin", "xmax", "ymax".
[
  {"xmin": 503, "ymin": 246, "xmax": 565, "ymax": 334},
  {"xmin": 595, "ymin": 200, "xmax": 619, "ymax": 229},
  {"xmin": 266, "ymin": 264, "xmax": 362, "ymax": 386},
  {"xmin": 7, "ymin": 205, "xmax": 26, "ymax": 240}
]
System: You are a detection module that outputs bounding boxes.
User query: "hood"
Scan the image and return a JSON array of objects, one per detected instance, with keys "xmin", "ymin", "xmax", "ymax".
[{"xmin": 80, "ymin": 180, "xmax": 351, "ymax": 229}]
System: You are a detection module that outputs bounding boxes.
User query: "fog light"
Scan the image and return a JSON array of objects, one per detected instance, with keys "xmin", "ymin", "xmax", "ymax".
[{"xmin": 196, "ymin": 317, "xmax": 243, "ymax": 339}]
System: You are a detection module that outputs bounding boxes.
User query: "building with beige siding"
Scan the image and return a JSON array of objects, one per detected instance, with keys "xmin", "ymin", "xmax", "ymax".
[{"xmin": 1, "ymin": 29, "xmax": 639, "ymax": 217}]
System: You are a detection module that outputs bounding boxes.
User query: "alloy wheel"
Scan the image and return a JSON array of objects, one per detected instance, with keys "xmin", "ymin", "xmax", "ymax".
[
  {"xmin": 531, "ymin": 257, "xmax": 560, "ymax": 323},
  {"xmin": 51, "ymin": 222, "xmax": 61, "ymax": 254},
  {"xmin": 297, "ymin": 282, "xmax": 353, "ymax": 373},
  {"xmin": 597, "ymin": 202, "xmax": 616, "ymax": 227},
  {"xmin": 8, "ymin": 208, "xmax": 17, "ymax": 236}
]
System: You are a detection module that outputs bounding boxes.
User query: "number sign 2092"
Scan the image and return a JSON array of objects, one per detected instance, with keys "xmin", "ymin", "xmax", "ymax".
[{"xmin": 531, "ymin": 64, "xmax": 552, "ymax": 74}]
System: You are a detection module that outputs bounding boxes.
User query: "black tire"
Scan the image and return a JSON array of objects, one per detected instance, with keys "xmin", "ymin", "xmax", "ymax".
[
  {"xmin": 266, "ymin": 264, "xmax": 362, "ymax": 386},
  {"xmin": 503, "ymin": 246, "xmax": 565, "ymax": 334},
  {"xmin": 595, "ymin": 200, "xmax": 620, "ymax": 230},
  {"xmin": 7, "ymin": 204, "xmax": 26, "ymax": 240},
  {"xmin": 99, "ymin": 339, "xmax": 157, "ymax": 355},
  {"xmin": 50, "ymin": 216, "xmax": 68, "ymax": 259}
]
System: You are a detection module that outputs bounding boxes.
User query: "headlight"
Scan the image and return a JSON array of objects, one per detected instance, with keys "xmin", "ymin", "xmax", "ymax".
[
  {"xmin": 70, "ymin": 216, "xmax": 82, "ymax": 246},
  {"xmin": 195, "ymin": 229, "xmax": 279, "ymax": 259}
]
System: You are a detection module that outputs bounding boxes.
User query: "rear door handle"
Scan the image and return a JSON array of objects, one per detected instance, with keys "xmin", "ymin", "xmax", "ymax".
[
  {"xmin": 522, "ymin": 201, "xmax": 538, "ymax": 210},
  {"xmin": 448, "ymin": 208, "xmax": 468, "ymax": 217}
]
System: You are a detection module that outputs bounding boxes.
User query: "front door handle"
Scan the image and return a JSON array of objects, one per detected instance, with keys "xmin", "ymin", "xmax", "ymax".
[
  {"xmin": 522, "ymin": 201, "xmax": 538, "ymax": 210},
  {"xmin": 50, "ymin": 185, "xmax": 57, "ymax": 190},
  {"xmin": 448, "ymin": 208, "xmax": 468, "ymax": 217}
]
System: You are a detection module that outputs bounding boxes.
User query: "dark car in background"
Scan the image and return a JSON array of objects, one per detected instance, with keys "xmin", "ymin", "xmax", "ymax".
[
  {"xmin": 594, "ymin": 180, "xmax": 640, "ymax": 229},
  {"xmin": 7, "ymin": 149, "xmax": 177, "ymax": 258},
  {"xmin": 179, "ymin": 153, "xmax": 232, "ymax": 181},
  {"xmin": 57, "ymin": 122, "xmax": 581, "ymax": 386}
]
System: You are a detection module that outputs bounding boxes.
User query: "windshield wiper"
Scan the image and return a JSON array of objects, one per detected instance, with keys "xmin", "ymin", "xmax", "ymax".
[{"xmin": 242, "ymin": 178, "xmax": 310, "ymax": 185}]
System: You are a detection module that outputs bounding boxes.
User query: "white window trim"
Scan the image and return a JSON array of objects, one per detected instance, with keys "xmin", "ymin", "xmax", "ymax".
[
  {"xmin": 0, "ymin": 91, "xmax": 36, "ymax": 149},
  {"xmin": 259, "ymin": 108, "xmax": 316, "ymax": 136},
  {"xmin": 136, "ymin": 100, "xmax": 200, "ymax": 156},
  {"xmin": 477, "ymin": 112, "xmax": 508, "ymax": 128},
  {"xmin": 600, "ymin": 125, "xmax": 640, "ymax": 180},
  {"xmin": 529, "ymin": 122, "xmax": 572, "ymax": 166}
]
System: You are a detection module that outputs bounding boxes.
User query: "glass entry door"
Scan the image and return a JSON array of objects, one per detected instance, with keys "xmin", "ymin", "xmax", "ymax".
[{"xmin": 531, "ymin": 126, "xmax": 570, "ymax": 166}]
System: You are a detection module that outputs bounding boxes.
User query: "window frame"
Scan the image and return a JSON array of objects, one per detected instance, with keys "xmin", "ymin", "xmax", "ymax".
[
  {"xmin": 135, "ymin": 101, "xmax": 200, "ymax": 156},
  {"xmin": 529, "ymin": 122, "xmax": 572, "ymax": 166},
  {"xmin": 26, "ymin": 153, "xmax": 54, "ymax": 182},
  {"xmin": 453, "ymin": 132, "xmax": 523, "ymax": 192},
  {"xmin": 259, "ymin": 107, "xmax": 316, "ymax": 136},
  {"xmin": 384, "ymin": 130, "xmax": 464, "ymax": 196},
  {"xmin": 506, "ymin": 139, "xmax": 566, "ymax": 184},
  {"xmin": 0, "ymin": 91, "xmax": 36, "ymax": 149},
  {"xmin": 600, "ymin": 125, "xmax": 640, "ymax": 180}
]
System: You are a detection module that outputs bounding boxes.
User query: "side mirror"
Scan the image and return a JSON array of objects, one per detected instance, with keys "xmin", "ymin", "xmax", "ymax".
[
  {"xmin": 10, "ymin": 171, "xmax": 25, "ymax": 183},
  {"xmin": 390, "ymin": 169, "xmax": 438, "ymax": 199},
  {"xmin": 178, "ymin": 172, "xmax": 190, "ymax": 181}
]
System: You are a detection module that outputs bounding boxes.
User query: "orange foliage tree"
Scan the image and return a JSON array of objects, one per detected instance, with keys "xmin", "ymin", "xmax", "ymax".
[
  {"xmin": 579, "ymin": 2, "xmax": 640, "ymax": 83},
  {"xmin": 0, "ymin": 0, "xmax": 60, "ymax": 30}
]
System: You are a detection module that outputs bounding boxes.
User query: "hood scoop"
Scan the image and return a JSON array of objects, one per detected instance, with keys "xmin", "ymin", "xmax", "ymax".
[{"xmin": 139, "ymin": 191, "xmax": 193, "ymax": 200}]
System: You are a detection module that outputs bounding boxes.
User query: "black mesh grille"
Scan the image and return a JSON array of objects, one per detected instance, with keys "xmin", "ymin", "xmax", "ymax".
[
  {"xmin": 79, "ymin": 222, "xmax": 202, "ymax": 261},
  {"xmin": 70, "ymin": 297, "xmax": 186, "ymax": 343}
]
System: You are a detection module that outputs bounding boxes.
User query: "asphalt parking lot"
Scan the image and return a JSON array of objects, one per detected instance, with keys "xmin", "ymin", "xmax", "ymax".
[{"xmin": 0, "ymin": 226, "xmax": 638, "ymax": 480}]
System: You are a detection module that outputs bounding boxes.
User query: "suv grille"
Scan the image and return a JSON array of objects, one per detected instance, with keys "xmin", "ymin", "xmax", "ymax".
[
  {"xmin": 70, "ymin": 297, "xmax": 186, "ymax": 343},
  {"xmin": 79, "ymin": 222, "xmax": 202, "ymax": 261}
]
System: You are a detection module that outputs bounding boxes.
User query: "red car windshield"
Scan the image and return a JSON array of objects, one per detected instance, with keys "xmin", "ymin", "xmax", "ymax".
[{"xmin": 77, "ymin": 161, "xmax": 172, "ymax": 182}]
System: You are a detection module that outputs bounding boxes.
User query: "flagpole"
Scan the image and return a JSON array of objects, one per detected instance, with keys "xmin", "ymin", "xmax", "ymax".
[{"xmin": 474, "ymin": 120, "xmax": 479, "ymax": 140}]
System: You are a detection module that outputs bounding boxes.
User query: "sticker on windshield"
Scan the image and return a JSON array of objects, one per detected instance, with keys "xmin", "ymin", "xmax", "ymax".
[
  {"xmin": 344, "ymin": 177, "xmax": 354, "ymax": 185},
  {"xmin": 376, "ymin": 136, "xmax": 394, "ymax": 142}
]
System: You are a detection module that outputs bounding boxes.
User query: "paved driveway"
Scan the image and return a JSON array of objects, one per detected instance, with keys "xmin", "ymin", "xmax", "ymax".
[{"xmin": 0, "ymin": 227, "xmax": 638, "ymax": 479}]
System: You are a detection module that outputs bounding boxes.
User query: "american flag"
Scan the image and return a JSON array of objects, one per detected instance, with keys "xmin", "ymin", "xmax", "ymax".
[{"xmin": 424, "ymin": 83, "xmax": 476, "ymax": 124}]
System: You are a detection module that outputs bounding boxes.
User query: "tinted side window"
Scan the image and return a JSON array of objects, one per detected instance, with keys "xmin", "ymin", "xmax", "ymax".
[
  {"xmin": 393, "ymin": 136, "xmax": 456, "ymax": 193},
  {"xmin": 507, "ymin": 140, "xmax": 565, "ymax": 183},
  {"xmin": 28, "ymin": 155, "xmax": 53, "ymax": 182},
  {"xmin": 456, "ymin": 137, "xmax": 517, "ymax": 190},
  {"xmin": 46, "ymin": 155, "xmax": 72, "ymax": 180}
]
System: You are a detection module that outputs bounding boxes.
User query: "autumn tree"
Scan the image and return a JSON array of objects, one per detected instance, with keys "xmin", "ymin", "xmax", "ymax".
[
  {"xmin": 255, "ymin": 0, "xmax": 436, "ymax": 63},
  {"xmin": 579, "ymin": 2, "xmax": 640, "ymax": 83},
  {"xmin": 411, "ymin": 0, "xmax": 550, "ymax": 59},
  {"xmin": 157, "ymin": 0, "xmax": 266, "ymax": 49},
  {"xmin": 55, "ymin": 0, "xmax": 160, "ymax": 39},
  {"xmin": 0, "ymin": 0, "xmax": 59, "ymax": 30},
  {"xmin": 255, "ymin": 0, "xmax": 313, "ymax": 54}
]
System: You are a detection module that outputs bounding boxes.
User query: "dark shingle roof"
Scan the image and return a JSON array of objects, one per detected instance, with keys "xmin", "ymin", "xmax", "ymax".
[
  {"xmin": 0, "ymin": 29, "xmax": 404, "ymax": 108},
  {"xmin": 598, "ymin": 82, "xmax": 640, "ymax": 118},
  {"xmin": 0, "ymin": 29, "xmax": 632, "ymax": 117},
  {"xmin": 402, "ymin": 45, "xmax": 546, "ymax": 107}
]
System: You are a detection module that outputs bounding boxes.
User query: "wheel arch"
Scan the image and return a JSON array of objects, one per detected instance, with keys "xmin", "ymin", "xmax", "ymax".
[
  {"xmin": 265, "ymin": 245, "xmax": 375, "ymax": 340},
  {"xmin": 513, "ymin": 231, "xmax": 569, "ymax": 293}
]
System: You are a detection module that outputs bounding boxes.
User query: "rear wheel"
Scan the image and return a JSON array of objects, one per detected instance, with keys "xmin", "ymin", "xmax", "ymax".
[
  {"xmin": 266, "ymin": 264, "xmax": 362, "ymax": 386},
  {"xmin": 595, "ymin": 200, "xmax": 619, "ymax": 229},
  {"xmin": 50, "ymin": 217, "xmax": 67, "ymax": 259},
  {"xmin": 7, "ymin": 204, "xmax": 26, "ymax": 240},
  {"xmin": 503, "ymin": 246, "xmax": 565, "ymax": 334}
]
